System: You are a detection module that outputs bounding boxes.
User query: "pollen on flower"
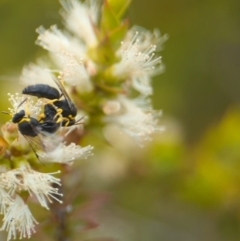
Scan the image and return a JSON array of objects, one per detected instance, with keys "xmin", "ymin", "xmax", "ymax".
[
  {"xmin": 0, "ymin": 196, "xmax": 38, "ymax": 241},
  {"xmin": 0, "ymin": 168, "xmax": 23, "ymax": 196},
  {"xmin": 7, "ymin": 93, "xmax": 27, "ymax": 114},
  {"xmin": 20, "ymin": 61, "xmax": 56, "ymax": 86},
  {"xmin": 104, "ymin": 96, "xmax": 164, "ymax": 146},
  {"xmin": 60, "ymin": 0, "xmax": 99, "ymax": 47},
  {"xmin": 38, "ymin": 143, "xmax": 94, "ymax": 165},
  {"xmin": 35, "ymin": 23, "xmax": 93, "ymax": 92},
  {"xmin": 21, "ymin": 168, "xmax": 63, "ymax": 209},
  {"xmin": 113, "ymin": 29, "xmax": 166, "ymax": 95},
  {"xmin": 0, "ymin": 187, "xmax": 13, "ymax": 215},
  {"xmin": 0, "ymin": 167, "xmax": 63, "ymax": 209},
  {"xmin": 7, "ymin": 93, "xmax": 43, "ymax": 118},
  {"xmin": 56, "ymin": 52, "xmax": 93, "ymax": 92},
  {"xmin": 123, "ymin": 26, "xmax": 168, "ymax": 52},
  {"xmin": 36, "ymin": 25, "xmax": 85, "ymax": 57}
]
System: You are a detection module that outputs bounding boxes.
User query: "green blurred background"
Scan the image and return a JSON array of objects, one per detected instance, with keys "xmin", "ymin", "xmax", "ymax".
[{"xmin": 0, "ymin": 0, "xmax": 240, "ymax": 240}]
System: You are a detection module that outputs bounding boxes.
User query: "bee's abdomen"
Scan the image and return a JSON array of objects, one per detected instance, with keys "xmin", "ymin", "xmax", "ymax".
[{"xmin": 22, "ymin": 84, "xmax": 60, "ymax": 99}]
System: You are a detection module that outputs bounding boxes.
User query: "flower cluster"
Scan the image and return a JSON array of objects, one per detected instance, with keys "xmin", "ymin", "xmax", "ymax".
[
  {"xmin": 21, "ymin": 0, "xmax": 167, "ymax": 146},
  {"xmin": 0, "ymin": 91, "xmax": 93, "ymax": 240},
  {"xmin": 0, "ymin": 0, "xmax": 167, "ymax": 239}
]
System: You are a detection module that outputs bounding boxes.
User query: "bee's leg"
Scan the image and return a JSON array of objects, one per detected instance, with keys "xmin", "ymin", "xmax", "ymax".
[
  {"xmin": 38, "ymin": 113, "xmax": 46, "ymax": 122},
  {"xmin": 63, "ymin": 118, "xmax": 70, "ymax": 127},
  {"xmin": 54, "ymin": 108, "xmax": 63, "ymax": 121},
  {"xmin": 56, "ymin": 116, "xmax": 63, "ymax": 124},
  {"xmin": 46, "ymin": 99, "xmax": 58, "ymax": 106},
  {"xmin": 43, "ymin": 99, "xmax": 61, "ymax": 120}
]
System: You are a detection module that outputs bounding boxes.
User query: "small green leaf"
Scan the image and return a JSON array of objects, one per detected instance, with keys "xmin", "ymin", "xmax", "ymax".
[
  {"xmin": 108, "ymin": 19, "xmax": 129, "ymax": 50},
  {"xmin": 108, "ymin": 0, "xmax": 132, "ymax": 18},
  {"xmin": 88, "ymin": 41, "xmax": 117, "ymax": 66},
  {"xmin": 101, "ymin": 0, "xmax": 120, "ymax": 33}
]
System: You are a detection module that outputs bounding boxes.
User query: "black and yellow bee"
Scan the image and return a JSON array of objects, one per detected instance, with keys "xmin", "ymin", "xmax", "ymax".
[
  {"xmin": 3, "ymin": 98, "xmax": 61, "ymax": 160},
  {"xmin": 11, "ymin": 104, "xmax": 60, "ymax": 137},
  {"xmin": 22, "ymin": 78, "xmax": 78, "ymax": 127}
]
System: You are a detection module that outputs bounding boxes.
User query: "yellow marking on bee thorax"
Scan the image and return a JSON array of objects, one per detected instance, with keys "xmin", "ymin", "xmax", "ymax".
[
  {"xmin": 18, "ymin": 117, "xmax": 30, "ymax": 124},
  {"xmin": 47, "ymin": 99, "xmax": 59, "ymax": 104}
]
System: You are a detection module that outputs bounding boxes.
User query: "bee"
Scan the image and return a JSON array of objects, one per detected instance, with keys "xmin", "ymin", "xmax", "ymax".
[
  {"xmin": 22, "ymin": 78, "xmax": 78, "ymax": 127},
  {"xmin": 22, "ymin": 84, "xmax": 61, "ymax": 100},
  {"xmin": 3, "ymin": 99, "xmax": 60, "ymax": 160},
  {"xmin": 11, "ymin": 101, "xmax": 60, "ymax": 136}
]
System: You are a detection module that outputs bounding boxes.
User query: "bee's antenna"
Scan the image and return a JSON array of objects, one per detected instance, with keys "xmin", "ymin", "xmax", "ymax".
[
  {"xmin": 52, "ymin": 77, "xmax": 73, "ymax": 109},
  {"xmin": 1, "ymin": 111, "xmax": 10, "ymax": 115},
  {"xmin": 74, "ymin": 116, "xmax": 84, "ymax": 125},
  {"xmin": 17, "ymin": 98, "xmax": 28, "ymax": 109}
]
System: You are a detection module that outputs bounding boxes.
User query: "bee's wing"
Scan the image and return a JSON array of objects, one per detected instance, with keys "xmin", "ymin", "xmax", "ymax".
[
  {"xmin": 23, "ymin": 122, "xmax": 62, "ymax": 161},
  {"xmin": 52, "ymin": 78, "xmax": 73, "ymax": 111},
  {"xmin": 23, "ymin": 135, "xmax": 46, "ymax": 161}
]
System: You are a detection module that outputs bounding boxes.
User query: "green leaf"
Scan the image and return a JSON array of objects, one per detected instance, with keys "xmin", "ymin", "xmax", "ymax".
[
  {"xmin": 108, "ymin": 19, "xmax": 129, "ymax": 50},
  {"xmin": 88, "ymin": 41, "xmax": 117, "ymax": 65},
  {"xmin": 101, "ymin": 0, "xmax": 120, "ymax": 33},
  {"xmin": 108, "ymin": 0, "xmax": 132, "ymax": 18}
]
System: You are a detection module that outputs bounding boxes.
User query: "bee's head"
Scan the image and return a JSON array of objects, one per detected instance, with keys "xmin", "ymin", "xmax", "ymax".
[{"xmin": 12, "ymin": 110, "xmax": 26, "ymax": 123}]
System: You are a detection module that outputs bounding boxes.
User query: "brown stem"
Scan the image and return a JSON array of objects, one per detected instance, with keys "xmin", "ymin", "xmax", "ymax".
[{"xmin": 50, "ymin": 182, "xmax": 70, "ymax": 241}]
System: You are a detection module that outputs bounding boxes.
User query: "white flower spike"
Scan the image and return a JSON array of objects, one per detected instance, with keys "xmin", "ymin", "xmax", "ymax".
[
  {"xmin": 104, "ymin": 95, "xmax": 164, "ymax": 146},
  {"xmin": 0, "ymin": 187, "xmax": 13, "ymax": 215},
  {"xmin": 38, "ymin": 143, "xmax": 94, "ymax": 165},
  {"xmin": 0, "ymin": 196, "xmax": 38, "ymax": 241},
  {"xmin": 113, "ymin": 28, "xmax": 166, "ymax": 95},
  {"xmin": 20, "ymin": 61, "xmax": 56, "ymax": 86},
  {"xmin": 0, "ymin": 166, "xmax": 62, "ymax": 209},
  {"xmin": 60, "ymin": 0, "xmax": 99, "ymax": 47}
]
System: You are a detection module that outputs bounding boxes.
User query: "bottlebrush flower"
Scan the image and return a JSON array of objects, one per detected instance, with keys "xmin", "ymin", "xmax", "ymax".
[
  {"xmin": 60, "ymin": 0, "xmax": 99, "ymax": 47},
  {"xmin": 0, "ymin": 89, "xmax": 94, "ymax": 239},
  {"xmin": 0, "ymin": 166, "xmax": 62, "ymax": 209},
  {"xmin": 0, "ymin": 196, "xmax": 38, "ymax": 241},
  {"xmin": 20, "ymin": 61, "xmax": 56, "ymax": 87},
  {"xmin": 0, "ymin": 187, "xmax": 12, "ymax": 215},
  {"xmin": 38, "ymin": 142, "xmax": 94, "ymax": 165},
  {"xmin": 7, "ymin": 93, "xmax": 43, "ymax": 118},
  {"xmin": 112, "ymin": 27, "xmax": 167, "ymax": 96},
  {"xmin": 103, "ymin": 95, "xmax": 164, "ymax": 146},
  {"xmin": 0, "ymin": 0, "xmax": 167, "ymax": 239}
]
